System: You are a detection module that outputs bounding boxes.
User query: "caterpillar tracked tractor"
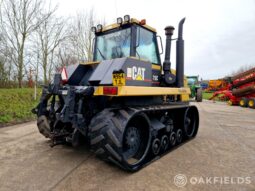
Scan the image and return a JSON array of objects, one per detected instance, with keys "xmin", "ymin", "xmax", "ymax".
[{"xmin": 33, "ymin": 15, "xmax": 199, "ymax": 171}]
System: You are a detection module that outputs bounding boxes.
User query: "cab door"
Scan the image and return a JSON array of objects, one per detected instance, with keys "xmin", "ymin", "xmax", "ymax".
[{"xmin": 135, "ymin": 26, "xmax": 161, "ymax": 86}]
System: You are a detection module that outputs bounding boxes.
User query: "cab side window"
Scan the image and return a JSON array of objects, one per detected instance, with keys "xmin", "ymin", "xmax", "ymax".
[{"xmin": 136, "ymin": 27, "xmax": 159, "ymax": 64}]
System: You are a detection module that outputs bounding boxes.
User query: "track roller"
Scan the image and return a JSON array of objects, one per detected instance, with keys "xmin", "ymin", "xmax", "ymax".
[
  {"xmin": 176, "ymin": 129, "xmax": 183, "ymax": 143},
  {"xmin": 169, "ymin": 132, "xmax": 176, "ymax": 146},
  {"xmin": 160, "ymin": 135, "xmax": 169, "ymax": 151},
  {"xmin": 152, "ymin": 138, "xmax": 161, "ymax": 155}
]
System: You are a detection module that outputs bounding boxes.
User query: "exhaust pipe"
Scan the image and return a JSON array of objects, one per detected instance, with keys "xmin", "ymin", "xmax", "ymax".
[
  {"xmin": 176, "ymin": 18, "xmax": 185, "ymax": 87},
  {"xmin": 163, "ymin": 25, "xmax": 176, "ymax": 85}
]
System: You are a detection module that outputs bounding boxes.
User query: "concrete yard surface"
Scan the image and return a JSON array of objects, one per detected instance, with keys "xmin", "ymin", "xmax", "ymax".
[{"xmin": 0, "ymin": 101, "xmax": 254, "ymax": 191}]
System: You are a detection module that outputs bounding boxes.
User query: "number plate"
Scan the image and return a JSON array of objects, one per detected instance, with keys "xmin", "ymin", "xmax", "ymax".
[{"xmin": 112, "ymin": 73, "xmax": 125, "ymax": 86}]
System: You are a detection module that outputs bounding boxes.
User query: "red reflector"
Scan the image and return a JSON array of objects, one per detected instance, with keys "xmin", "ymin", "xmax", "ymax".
[
  {"xmin": 61, "ymin": 67, "xmax": 68, "ymax": 84},
  {"xmin": 140, "ymin": 19, "xmax": 146, "ymax": 25},
  {"xmin": 103, "ymin": 87, "xmax": 118, "ymax": 95}
]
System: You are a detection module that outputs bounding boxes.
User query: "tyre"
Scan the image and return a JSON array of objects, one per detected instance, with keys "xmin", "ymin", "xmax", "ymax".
[
  {"xmin": 37, "ymin": 115, "xmax": 51, "ymax": 138},
  {"xmin": 239, "ymin": 97, "xmax": 248, "ymax": 107},
  {"xmin": 248, "ymin": 98, "xmax": 255, "ymax": 109},
  {"xmin": 195, "ymin": 88, "xmax": 203, "ymax": 102},
  {"xmin": 88, "ymin": 109, "xmax": 151, "ymax": 171}
]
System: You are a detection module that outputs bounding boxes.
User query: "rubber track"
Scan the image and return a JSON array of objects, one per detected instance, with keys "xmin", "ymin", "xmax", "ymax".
[
  {"xmin": 88, "ymin": 108, "xmax": 136, "ymax": 169},
  {"xmin": 88, "ymin": 104, "xmax": 191, "ymax": 171}
]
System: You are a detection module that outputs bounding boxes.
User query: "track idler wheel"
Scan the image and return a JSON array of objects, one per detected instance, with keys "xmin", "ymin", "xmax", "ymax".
[
  {"xmin": 160, "ymin": 135, "xmax": 169, "ymax": 151},
  {"xmin": 152, "ymin": 138, "xmax": 161, "ymax": 155},
  {"xmin": 183, "ymin": 106, "xmax": 199, "ymax": 138},
  {"xmin": 169, "ymin": 132, "xmax": 176, "ymax": 146}
]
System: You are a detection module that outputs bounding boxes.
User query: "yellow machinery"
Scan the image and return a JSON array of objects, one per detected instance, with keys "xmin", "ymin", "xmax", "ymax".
[{"xmin": 33, "ymin": 15, "xmax": 199, "ymax": 171}]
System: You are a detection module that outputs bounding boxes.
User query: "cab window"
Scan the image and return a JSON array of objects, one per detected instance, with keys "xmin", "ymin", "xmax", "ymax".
[
  {"xmin": 136, "ymin": 27, "xmax": 159, "ymax": 64},
  {"xmin": 95, "ymin": 28, "xmax": 131, "ymax": 61}
]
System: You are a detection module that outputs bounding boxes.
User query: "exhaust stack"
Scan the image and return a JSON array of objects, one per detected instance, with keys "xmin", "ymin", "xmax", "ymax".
[{"xmin": 176, "ymin": 18, "xmax": 185, "ymax": 87}]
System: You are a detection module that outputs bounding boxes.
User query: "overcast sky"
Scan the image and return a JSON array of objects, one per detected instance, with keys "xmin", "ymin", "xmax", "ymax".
[{"xmin": 54, "ymin": 0, "xmax": 255, "ymax": 79}]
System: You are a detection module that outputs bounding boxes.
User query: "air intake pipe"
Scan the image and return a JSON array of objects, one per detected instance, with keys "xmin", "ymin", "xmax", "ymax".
[
  {"xmin": 176, "ymin": 18, "xmax": 185, "ymax": 87},
  {"xmin": 163, "ymin": 25, "xmax": 176, "ymax": 84}
]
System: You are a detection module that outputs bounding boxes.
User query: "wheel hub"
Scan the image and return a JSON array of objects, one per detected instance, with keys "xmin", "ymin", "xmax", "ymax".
[{"xmin": 125, "ymin": 126, "xmax": 141, "ymax": 156}]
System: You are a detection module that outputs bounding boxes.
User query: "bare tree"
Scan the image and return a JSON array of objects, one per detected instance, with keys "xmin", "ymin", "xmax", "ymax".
[
  {"xmin": 53, "ymin": 41, "xmax": 79, "ymax": 73},
  {"xmin": 36, "ymin": 15, "xmax": 66, "ymax": 83},
  {"xmin": 230, "ymin": 64, "xmax": 255, "ymax": 76},
  {"xmin": 0, "ymin": 0, "xmax": 54, "ymax": 87},
  {"xmin": 68, "ymin": 9, "xmax": 97, "ymax": 62},
  {"xmin": 0, "ymin": 30, "xmax": 15, "ymax": 87}
]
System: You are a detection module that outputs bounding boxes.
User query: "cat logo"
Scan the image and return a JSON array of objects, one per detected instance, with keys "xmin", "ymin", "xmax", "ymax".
[{"xmin": 127, "ymin": 66, "xmax": 146, "ymax": 81}]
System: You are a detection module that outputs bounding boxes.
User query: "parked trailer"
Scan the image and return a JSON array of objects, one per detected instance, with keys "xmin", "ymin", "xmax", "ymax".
[{"xmin": 210, "ymin": 67, "xmax": 255, "ymax": 109}]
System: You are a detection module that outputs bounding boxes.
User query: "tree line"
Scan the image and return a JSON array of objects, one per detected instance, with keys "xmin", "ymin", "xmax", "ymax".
[{"xmin": 0, "ymin": 0, "xmax": 98, "ymax": 88}]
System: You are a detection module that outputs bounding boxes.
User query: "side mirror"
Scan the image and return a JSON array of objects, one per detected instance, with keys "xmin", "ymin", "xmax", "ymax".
[{"xmin": 157, "ymin": 35, "xmax": 163, "ymax": 55}]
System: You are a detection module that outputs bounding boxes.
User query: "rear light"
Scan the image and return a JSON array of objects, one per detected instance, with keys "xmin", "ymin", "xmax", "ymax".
[
  {"xmin": 61, "ymin": 67, "xmax": 68, "ymax": 84},
  {"xmin": 103, "ymin": 87, "xmax": 118, "ymax": 95},
  {"xmin": 140, "ymin": 19, "xmax": 146, "ymax": 25}
]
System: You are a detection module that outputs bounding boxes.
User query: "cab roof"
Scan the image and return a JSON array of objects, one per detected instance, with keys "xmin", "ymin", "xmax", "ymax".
[{"xmin": 102, "ymin": 18, "xmax": 156, "ymax": 33}]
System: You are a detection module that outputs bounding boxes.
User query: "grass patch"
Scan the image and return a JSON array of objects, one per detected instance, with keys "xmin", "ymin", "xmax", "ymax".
[
  {"xmin": 202, "ymin": 91, "xmax": 227, "ymax": 101},
  {"xmin": 202, "ymin": 92, "xmax": 213, "ymax": 100},
  {"xmin": 0, "ymin": 88, "xmax": 41, "ymax": 125}
]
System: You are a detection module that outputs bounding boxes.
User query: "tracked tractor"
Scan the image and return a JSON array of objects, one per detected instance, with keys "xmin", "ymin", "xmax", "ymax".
[{"xmin": 33, "ymin": 15, "xmax": 199, "ymax": 171}]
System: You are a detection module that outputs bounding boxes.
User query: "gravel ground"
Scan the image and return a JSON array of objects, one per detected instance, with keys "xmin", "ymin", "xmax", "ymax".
[{"xmin": 0, "ymin": 101, "xmax": 254, "ymax": 191}]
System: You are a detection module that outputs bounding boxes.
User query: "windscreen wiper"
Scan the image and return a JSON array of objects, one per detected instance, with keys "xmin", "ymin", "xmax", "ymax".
[{"xmin": 97, "ymin": 48, "xmax": 106, "ymax": 60}]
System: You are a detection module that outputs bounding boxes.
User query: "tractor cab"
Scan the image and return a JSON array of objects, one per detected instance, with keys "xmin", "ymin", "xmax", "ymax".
[
  {"xmin": 187, "ymin": 76, "xmax": 199, "ymax": 86},
  {"xmin": 65, "ymin": 16, "xmax": 185, "ymax": 88},
  {"xmin": 92, "ymin": 16, "xmax": 161, "ymax": 65}
]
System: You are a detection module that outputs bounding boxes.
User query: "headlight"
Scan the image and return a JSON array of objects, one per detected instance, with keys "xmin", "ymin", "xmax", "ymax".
[
  {"xmin": 124, "ymin": 15, "xmax": 130, "ymax": 22},
  {"xmin": 117, "ymin": 17, "xmax": 123, "ymax": 25},
  {"xmin": 91, "ymin": 26, "xmax": 96, "ymax": 32},
  {"xmin": 97, "ymin": 24, "xmax": 103, "ymax": 32}
]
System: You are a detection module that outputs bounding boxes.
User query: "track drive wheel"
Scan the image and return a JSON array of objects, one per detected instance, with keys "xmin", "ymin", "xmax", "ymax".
[
  {"xmin": 89, "ymin": 109, "xmax": 151, "ymax": 171},
  {"xmin": 239, "ymin": 97, "xmax": 248, "ymax": 107}
]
